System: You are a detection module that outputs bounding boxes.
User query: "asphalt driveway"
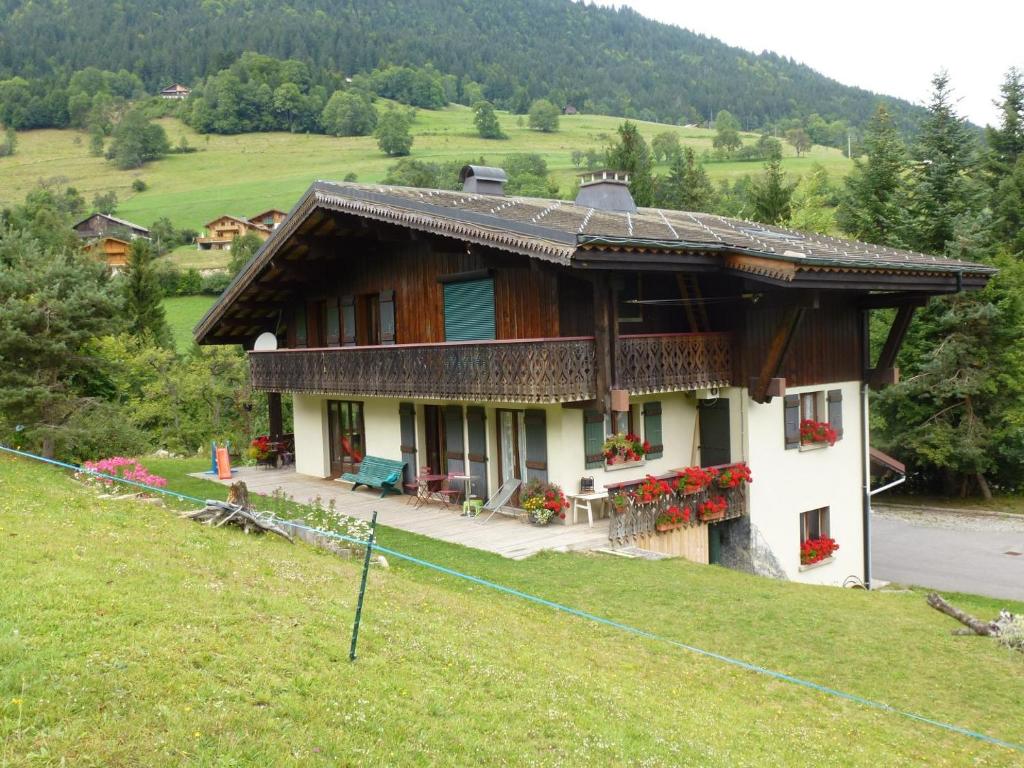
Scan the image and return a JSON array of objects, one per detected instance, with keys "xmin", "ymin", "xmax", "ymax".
[{"xmin": 871, "ymin": 505, "xmax": 1024, "ymax": 602}]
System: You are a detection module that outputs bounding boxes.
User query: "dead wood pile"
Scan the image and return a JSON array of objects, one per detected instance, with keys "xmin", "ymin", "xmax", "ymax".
[
  {"xmin": 182, "ymin": 481, "xmax": 294, "ymax": 543},
  {"xmin": 927, "ymin": 593, "xmax": 1023, "ymax": 651}
]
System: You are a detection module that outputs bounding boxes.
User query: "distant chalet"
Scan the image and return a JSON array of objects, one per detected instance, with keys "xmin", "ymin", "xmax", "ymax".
[
  {"xmin": 73, "ymin": 213, "xmax": 150, "ymax": 241},
  {"xmin": 160, "ymin": 83, "xmax": 191, "ymax": 100},
  {"xmin": 198, "ymin": 210, "xmax": 287, "ymax": 251}
]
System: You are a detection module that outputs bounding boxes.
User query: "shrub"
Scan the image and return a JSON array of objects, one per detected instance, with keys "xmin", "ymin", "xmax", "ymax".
[
  {"xmin": 131, "ymin": 178, "xmax": 147, "ymax": 192},
  {"xmin": 201, "ymin": 271, "xmax": 231, "ymax": 294},
  {"xmin": 176, "ymin": 268, "xmax": 202, "ymax": 295}
]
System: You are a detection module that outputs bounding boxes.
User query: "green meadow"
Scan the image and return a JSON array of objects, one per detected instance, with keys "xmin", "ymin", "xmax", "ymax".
[
  {"xmin": 1, "ymin": 452, "xmax": 1021, "ymax": 766},
  {"xmin": 2, "ymin": 105, "xmax": 851, "ymax": 234}
]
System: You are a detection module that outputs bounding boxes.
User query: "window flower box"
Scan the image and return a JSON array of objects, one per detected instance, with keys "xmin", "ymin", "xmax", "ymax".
[
  {"xmin": 800, "ymin": 419, "xmax": 837, "ymax": 447},
  {"xmin": 697, "ymin": 496, "xmax": 729, "ymax": 522},
  {"xmin": 800, "ymin": 536, "xmax": 839, "ymax": 565},
  {"xmin": 655, "ymin": 504, "xmax": 693, "ymax": 532},
  {"xmin": 602, "ymin": 433, "xmax": 650, "ymax": 470}
]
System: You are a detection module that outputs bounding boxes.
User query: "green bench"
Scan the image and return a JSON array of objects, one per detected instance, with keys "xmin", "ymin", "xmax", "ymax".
[{"xmin": 339, "ymin": 456, "xmax": 406, "ymax": 498}]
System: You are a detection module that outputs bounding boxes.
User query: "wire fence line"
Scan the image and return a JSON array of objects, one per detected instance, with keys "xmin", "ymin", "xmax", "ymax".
[{"xmin": 1, "ymin": 443, "xmax": 1021, "ymax": 754}]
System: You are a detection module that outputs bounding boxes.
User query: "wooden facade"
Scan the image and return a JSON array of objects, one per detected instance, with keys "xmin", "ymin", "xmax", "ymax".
[
  {"xmin": 83, "ymin": 236, "xmax": 131, "ymax": 269},
  {"xmin": 198, "ymin": 215, "xmax": 271, "ymax": 250}
]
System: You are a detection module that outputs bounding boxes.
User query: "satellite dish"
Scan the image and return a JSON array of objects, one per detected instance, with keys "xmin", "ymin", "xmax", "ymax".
[{"xmin": 253, "ymin": 332, "xmax": 278, "ymax": 351}]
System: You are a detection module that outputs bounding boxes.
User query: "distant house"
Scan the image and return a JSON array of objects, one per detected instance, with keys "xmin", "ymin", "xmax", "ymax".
[
  {"xmin": 197, "ymin": 215, "xmax": 272, "ymax": 251},
  {"xmin": 160, "ymin": 83, "xmax": 191, "ymax": 100},
  {"xmin": 73, "ymin": 213, "xmax": 150, "ymax": 241},
  {"xmin": 82, "ymin": 236, "xmax": 132, "ymax": 270},
  {"xmin": 563, "ymin": 104, "xmax": 579, "ymax": 115},
  {"xmin": 249, "ymin": 209, "xmax": 288, "ymax": 230}
]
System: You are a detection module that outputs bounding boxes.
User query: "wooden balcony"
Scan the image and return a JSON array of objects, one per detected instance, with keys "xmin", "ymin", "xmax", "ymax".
[
  {"xmin": 617, "ymin": 332, "xmax": 732, "ymax": 394},
  {"xmin": 248, "ymin": 337, "xmax": 598, "ymax": 403},
  {"xmin": 248, "ymin": 332, "xmax": 733, "ymax": 402}
]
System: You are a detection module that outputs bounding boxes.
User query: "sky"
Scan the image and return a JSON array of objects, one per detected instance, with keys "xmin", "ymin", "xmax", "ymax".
[{"xmin": 592, "ymin": 1, "xmax": 1024, "ymax": 127}]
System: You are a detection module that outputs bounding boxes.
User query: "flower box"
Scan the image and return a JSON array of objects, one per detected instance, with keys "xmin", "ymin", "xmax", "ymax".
[
  {"xmin": 699, "ymin": 508, "xmax": 727, "ymax": 523},
  {"xmin": 800, "ymin": 419, "xmax": 837, "ymax": 447},
  {"xmin": 605, "ymin": 457, "xmax": 645, "ymax": 472},
  {"xmin": 655, "ymin": 521, "xmax": 685, "ymax": 532},
  {"xmin": 798, "ymin": 556, "xmax": 835, "ymax": 572}
]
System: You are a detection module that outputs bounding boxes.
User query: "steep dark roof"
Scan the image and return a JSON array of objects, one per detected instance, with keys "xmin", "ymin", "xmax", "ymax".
[
  {"xmin": 195, "ymin": 180, "xmax": 995, "ymax": 344},
  {"xmin": 72, "ymin": 212, "xmax": 150, "ymax": 235}
]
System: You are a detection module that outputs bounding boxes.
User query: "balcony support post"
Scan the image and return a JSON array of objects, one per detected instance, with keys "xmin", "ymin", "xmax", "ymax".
[
  {"xmin": 750, "ymin": 306, "xmax": 805, "ymax": 404},
  {"xmin": 592, "ymin": 274, "xmax": 616, "ymax": 416}
]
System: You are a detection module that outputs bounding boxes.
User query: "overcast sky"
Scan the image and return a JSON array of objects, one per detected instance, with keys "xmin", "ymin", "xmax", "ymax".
[{"xmin": 593, "ymin": 1, "xmax": 1023, "ymax": 127}]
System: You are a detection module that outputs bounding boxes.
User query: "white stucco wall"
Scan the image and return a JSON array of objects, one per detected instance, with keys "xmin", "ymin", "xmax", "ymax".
[
  {"xmin": 293, "ymin": 393, "xmax": 329, "ymax": 477},
  {"xmin": 742, "ymin": 381, "xmax": 865, "ymax": 585}
]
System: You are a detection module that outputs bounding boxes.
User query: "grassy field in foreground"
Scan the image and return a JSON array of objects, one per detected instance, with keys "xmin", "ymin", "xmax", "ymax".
[
  {"xmin": 1, "ymin": 454, "xmax": 1022, "ymax": 766},
  {"xmin": 163, "ymin": 295, "xmax": 216, "ymax": 352},
  {"xmin": 0, "ymin": 107, "xmax": 851, "ymax": 234}
]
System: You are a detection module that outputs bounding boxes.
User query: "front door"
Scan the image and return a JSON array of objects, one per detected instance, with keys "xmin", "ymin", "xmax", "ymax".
[
  {"xmin": 698, "ymin": 398, "xmax": 731, "ymax": 467},
  {"xmin": 328, "ymin": 400, "xmax": 365, "ymax": 478},
  {"xmin": 497, "ymin": 409, "xmax": 527, "ymax": 505}
]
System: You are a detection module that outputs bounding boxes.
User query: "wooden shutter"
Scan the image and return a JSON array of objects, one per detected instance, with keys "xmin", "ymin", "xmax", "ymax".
[
  {"xmin": 379, "ymin": 288, "xmax": 396, "ymax": 345},
  {"xmin": 827, "ymin": 389, "xmax": 844, "ymax": 440},
  {"xmin": 784, "ymin": 394, "xmax": 800, "ymax": 450},
  {"xmin": 523, "ymin": 409, "xmax": 548, "ymax": 482},
  {"xmin": 306, "ymin": 301, "xmax": 322, "ymax": 347},
  {"xmin": 324, "ymin": 301, "xmax": 340, "ymax": 347},
  {"xmin": 294, "ymin": 305, "xmax": 307, "ymax": 348},
  {"xmin": 444, "ymin": 405, "xmax": 465, "ymax": 475},
  {"xmin": 443, "ymin": 278, "xmax": 496, "ymax": 341},
  {"xmin": 643, "ymin": 401, "xmax": 663, "ymax": 459},
  {"xmin": 399, "ymin": 402, "xmax": 417, "ymax": 492},
  {"xmin": 466, "ymin": 406, "xmax": 488, "ymax": 498},
  {"xmin": 583, "ymin": 409, "xmax": 605, "ymax": 469},
  {"xmin": 341, "ymin": 294, "xmax": 356, "ymax": 347}
]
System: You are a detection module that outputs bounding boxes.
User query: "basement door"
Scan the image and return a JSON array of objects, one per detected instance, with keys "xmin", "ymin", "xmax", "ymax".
[{"xmin": 698, "ymin": 398, "xmax": 731, "ymax": 468}]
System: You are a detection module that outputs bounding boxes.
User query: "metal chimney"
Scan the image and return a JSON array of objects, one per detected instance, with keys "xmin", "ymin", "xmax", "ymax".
[
  {"xmin": 460, "ymin": 165, "xmax": 507, "ymax": 195},
  {"xmin": 574, "ymin": 170, "xmax": 636, "ymax": 212}
]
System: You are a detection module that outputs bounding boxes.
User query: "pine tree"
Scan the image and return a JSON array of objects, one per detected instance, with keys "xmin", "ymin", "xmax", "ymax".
[
  {"xmin": 788, "ymin": 163, "xmax": 834, "ymax": 233},
  {"xmin": 835, "ymin": 105, "xmax": 907, "ymax": 246},
  {"xmin": 655, "ymin": 147, "xmax": 715, "ymax": 212},
  {"xmin": 903, "ymin": 72, "xmax": 979, "ymax": 254},
  {"xmin": 605, "ymin": 121, "xmax": 654, "ymax": 207},
  {"xmin": 123, "ymin": 239, "xmax": 171, "ymax": 346},
  {"xmin": 984, "ymin": 68, "xmax": 1024, "ymax": 178},
  {"xmin": 749, "ymin": 143, "xmax": 795, "ymax": 224}
]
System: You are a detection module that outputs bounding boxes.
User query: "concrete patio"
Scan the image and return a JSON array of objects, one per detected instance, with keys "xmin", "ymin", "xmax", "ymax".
[{"xmin": 193, "ymin": 466, "xmax": 611, "ymax": 559}]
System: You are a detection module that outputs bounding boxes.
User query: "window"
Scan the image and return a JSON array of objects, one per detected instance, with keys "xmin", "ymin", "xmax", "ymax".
[
  {"xmin": 443, "ymin": 278, "xmax": 496, "ymax": 341},
  {"xmin": 800, "ymin": 507, "xmax": 829, "ymax": 541},
  {"xmin": 784, "ymin": 389, "xmax": 843, "ymax": 449},
  {"xmin": 800, "ymin": 392, "xmax": 820, "ymax": 422},
  {"xmin": 294, "ymin": 305, "xmax": 307, "ymax": 348},
  {"xmin": 617, "ymin": 274, "xmax": 643, "ymax": 323}
]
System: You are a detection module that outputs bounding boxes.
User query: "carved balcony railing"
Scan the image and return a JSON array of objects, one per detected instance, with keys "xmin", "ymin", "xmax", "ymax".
[
  {"xmin": 617, "ymin": 332, "xmax": 732, "ymax": 394},
  {"xmin": 248, "ymin": 337, "xmax": 597, "ymax": 403}
]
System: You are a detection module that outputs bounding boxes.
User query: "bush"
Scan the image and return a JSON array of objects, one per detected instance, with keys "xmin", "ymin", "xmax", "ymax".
[
  {"xmin": 152, "ymin": 258, "xmax": 180, "ymax": 297},
  {"xmin": 176, "ymin": 268, "xmax": 202, "ymax": 295},
  {"xmin": 201, "ymin": 271, "xmax": 231, "ymax": 294},
  {"xmin": 131, "ymin": 178, "xmax": 147, "ymax": 192},
  {"xmin": 54, "ymin": 401, "xmax": 152, "ymax": 462}
]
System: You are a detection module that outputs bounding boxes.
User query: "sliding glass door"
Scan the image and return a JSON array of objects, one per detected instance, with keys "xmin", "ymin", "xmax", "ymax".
[{"xmin": 328, "ymin": 400, "xmax": 364, "ymax": 478}]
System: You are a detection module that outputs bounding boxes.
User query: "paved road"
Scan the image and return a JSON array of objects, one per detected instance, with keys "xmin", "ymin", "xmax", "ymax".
[{"xmin": 871, "ymin": 506, "xmax": 1024, "ymax": 602}]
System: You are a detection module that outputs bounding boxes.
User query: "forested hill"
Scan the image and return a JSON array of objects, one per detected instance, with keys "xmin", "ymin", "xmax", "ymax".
[{"xmin": 0, "ymin": 0, "xmax": 921, "ymax": 130}]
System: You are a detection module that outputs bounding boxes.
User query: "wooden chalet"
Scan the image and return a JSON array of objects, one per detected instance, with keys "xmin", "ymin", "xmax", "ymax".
[
  {"xmin": 82, "ymin": 236, "xmax": 131, "ymax": 270},
  {"xmin": 160, "ymin": 83, "xmax": 191, "ymax": 100},
  {"xmin": 250, "ymin": 209, "xmax": 288, "ymax": 230},
  {"xmin": 73, "ymin": 213, "xmax": 150, "ymax": 241},
  {"xmin": 197, "ymin": 215, "xmax": 272, "ymax": 251},
  {"xmin": 195, "ymin": 167, "xmax": 993, "ymax": 585}
]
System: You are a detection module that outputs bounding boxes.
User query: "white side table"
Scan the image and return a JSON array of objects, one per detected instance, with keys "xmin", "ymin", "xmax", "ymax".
[{"xmin": 569, "ymin": 491, "xmax": 608, "ymax": 527}]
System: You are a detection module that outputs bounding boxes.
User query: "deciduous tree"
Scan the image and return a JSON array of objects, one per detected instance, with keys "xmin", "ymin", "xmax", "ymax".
[{"xmin": 527, "ymin": 99, "xmax": 559, "ymax": 132}]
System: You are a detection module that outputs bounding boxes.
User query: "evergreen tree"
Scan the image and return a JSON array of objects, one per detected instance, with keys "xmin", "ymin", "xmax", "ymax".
[
  {"xmin": 749, "ymin": 143, "xmax": 795, "ymax": 224},
  {"xmin": 984, "ymin": 67, "xmax": 1024, "ymax": 179},
  {"xmin": 903, "ymin": 72, "xmax": 979, "ymax": 254},
  {"xmin": 374, "ymin": 106, "xmax": 414, "ymax": 156},
  {"xmin": 527, "ymin": 99, "xmax": 559, "ymax": 132},
  {"xmin": 122, "ymin": 239, "xmax": 170, "ymax": 346},
  {"xmin": 836, "ymin": 105, "xmax": 907, "ymax": 246},
  {"xmin": 472, "ymin": 100, "xmax": 506, "ymax": 139},
  {"xmin": 605, "ymin": 120, "xmax": 654, "ymax": 207},
  {"xmin": 788, "ymin": 163, "xmax": 834, "ymax": 234},
  {"xmin": 654, "ymin": 147, "xmax": 715, "ymax": 211}
]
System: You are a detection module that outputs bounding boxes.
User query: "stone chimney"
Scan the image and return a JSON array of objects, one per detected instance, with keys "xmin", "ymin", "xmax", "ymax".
[
  {"xmin": 460, "ymin": 165, "xmax": 507, "ymax": 195},
  {"xmin": 574, "ymin": 170, "xmax": 636, "ymax": 213}
]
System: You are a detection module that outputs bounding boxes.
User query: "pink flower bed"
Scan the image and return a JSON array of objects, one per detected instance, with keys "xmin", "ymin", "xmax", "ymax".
[{"xmin": 82, "ymin": 457, "xmax": 168, "ymax": 489}]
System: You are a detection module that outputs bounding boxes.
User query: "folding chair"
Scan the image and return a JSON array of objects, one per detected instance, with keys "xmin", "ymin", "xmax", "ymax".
[
  {"xmin": 433, "ymin": 473, "xmax": 464, "ymax": 510},
  {"xmin": 476, "ymin": 478, "xmax": 522, "ymax": 524}
]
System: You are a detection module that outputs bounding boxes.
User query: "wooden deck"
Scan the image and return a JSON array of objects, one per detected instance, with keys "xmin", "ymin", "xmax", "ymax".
[{"xmin": 192, "ymin": 467, "xmax": 611, "ymax": 560}]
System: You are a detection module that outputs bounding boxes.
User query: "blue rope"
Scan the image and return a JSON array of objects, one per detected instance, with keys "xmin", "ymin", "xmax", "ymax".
[{"xmin": 2, "ymin": 443, "xmax": 1021, "ymax": 753}]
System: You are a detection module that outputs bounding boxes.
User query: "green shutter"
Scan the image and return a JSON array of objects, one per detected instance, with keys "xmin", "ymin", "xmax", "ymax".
[
  {"xmin": 827, "ymin": 389, "xmax": 843, "ymax": 440},
  {"xmin": 583, "ymin": 409, "xmax": 605, "ymax": 469},
  {"xmin": 642, "ymin": 401, "xmax": 663, "ymax": 459},
  {"xmin": 444, "ymin": 279, "xmax": 496, "ymax": 341},
  {"xmin": 523, "ymin": 409, "xmax": 548, "ymax": 482}
]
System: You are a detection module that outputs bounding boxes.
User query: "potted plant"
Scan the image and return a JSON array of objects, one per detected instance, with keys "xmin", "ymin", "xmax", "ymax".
[
  {"xmin": 633, "ymin": 474, "xmax": 672, "ymax": 505},
  {"xmin": 715, "ymin": 462, "xmax": 752, "ymax": 489},
  {"xmin": 676, "ymin": 465, "xmax": 714, "ymax": 495},
  {"xmin": 655, "ymin": 504, "xmax": 693, "ymax": 532},
  {"xmin": 610, "ymin": 492, "xmax": 630, "ymax": 514},
  {"xmin": 602, "ymin": 433, "xmax": 650, "ymax": 469},
  {"xmin": 521, "ymin": 479, "xmax": 569, "ymax": 525},
  {"xmin": 247, "ymin": 435, "xmax": 276, "ymax": 466},
  {"xmin": 800, "ymin": 536, "xmax": 839, "ymax": 565},
  {"xmin": 800, "ymin": 419, "xmax": 837, "ymax": 447},
  {"xmin": 697, "ymin": 496, "xmax": 729, "ymax": 522}
]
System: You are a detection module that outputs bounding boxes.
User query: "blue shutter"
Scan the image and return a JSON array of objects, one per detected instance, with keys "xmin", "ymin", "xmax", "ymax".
[
  {"xmin": 444, "ymin": 279, "xmax": 496, "ymax": 341},
  {"xmin": 444, "ymin": 405, "xmax": 465, "ymax": 475},
  {"xmin": 583, "ymin": 409, "xmax": 605, "ymax": 469},
  {"xmin": 466, "ymin": 406, "xmax": 488, "ymax": 499},
  {"xmin": 642, "ymin": 401, "xmax": 663, "ymax": 459},
  {"xmin": 784, "ymin": 394, "xmax": 800, "ymax": 450},
  {"xmin": 827, "ymin": 389, "xmax": 843, "ymax": 440}
]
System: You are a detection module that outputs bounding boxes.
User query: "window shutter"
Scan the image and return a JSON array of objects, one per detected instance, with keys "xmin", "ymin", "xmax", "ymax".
[
  {"xmin": 341, "ymin": 294, "xmax": 356, "ymax": 347},
  {"xmin": 444, "ymin": 405, "xmax": 465, "ymax": 475},
  {"xmin": 324, "ymin": 301, "xmax": 340, "ymax": 347},
  {"xmin": 523, "ymin": 409, "xmax": 548, "ymax": 482},
  {"xmin": 379, "ymin": 288, "xmax": 396, "ymax": 345},
  {"xmin": 399, "ymin": 402, "xmax": 417, "ymax": 492},
  {"xmin": 583, "ymin": 409, "xmax": 605, "ymax": 469},
  {"xmin": 443, "ymin": 278, "xmax": 496, "ymax": 341},
  {"xmin": 294, "ymin": 305, "xmax": 307, "ymax": 348},
  {"xmin": 784, "ymin": 394, "xmax": 800, "ymax": 450},
  {"xmin": 466, "ymin": 406, "xmax": 488, "ymax": 498},
  {"xmin": 642, "ymin": 401, "xmax": 663, "ymax": 459},
  {"xmin": 827, "ymin": 389, "xmax": 843, "ymax": 440}
]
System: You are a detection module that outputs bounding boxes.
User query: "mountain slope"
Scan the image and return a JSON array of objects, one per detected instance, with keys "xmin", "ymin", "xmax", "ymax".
[{"xmin": 0, "ymin": 0, "xmax": 923, "ymax": 130}]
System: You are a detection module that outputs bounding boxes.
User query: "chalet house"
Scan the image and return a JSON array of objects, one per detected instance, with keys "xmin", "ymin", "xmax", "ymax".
[
  {"xmin": 195, "ymin": 166, "xmax": 993, "ymax": 586},
  {"xmin": 73, "ymin": 213, "xmax": 150, "ymax": 241},
  {"xmin": 82, "ymin": 236, "xmax": 131, "ymax": 270},
  {"xmin": 250, "ymin": 209, "xmax": 288, "ymax": 230},
  {"xmin": 160, "ymin": 83, "xmax": 191, "ymax": 100},
  {"xmin": 197, "ymin": 215, "xmax": 272, "ymax": 251}
]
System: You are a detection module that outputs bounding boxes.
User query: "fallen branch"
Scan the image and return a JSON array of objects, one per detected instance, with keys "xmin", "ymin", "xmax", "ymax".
[
  {"xmin": 182, "ymin": 482, "xmax": 293, "ymax": 543},
  {"xmin": 926, "ymin": 593, "xmax": 1022, "ymax": 652}
]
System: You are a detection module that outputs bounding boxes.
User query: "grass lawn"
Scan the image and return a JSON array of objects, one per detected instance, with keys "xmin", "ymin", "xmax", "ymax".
[
  {"xmin": 1, "ymin": 453, "xmax": 1022, "ymax": 766},
  {"xmin": 165, "ymin": 244, "xmax": 231, "ymax": 272},
  {"xmin": 1, "ymin": 107, "xmax": 851, "ymax": 238},
  {"xmin": 163, "ymin": 295, "xmax": 216, "ymax": 352}
]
